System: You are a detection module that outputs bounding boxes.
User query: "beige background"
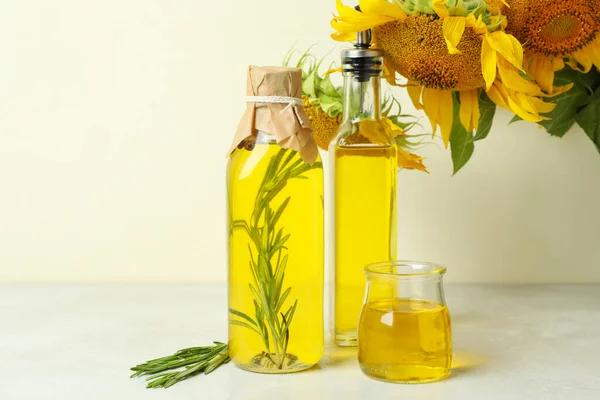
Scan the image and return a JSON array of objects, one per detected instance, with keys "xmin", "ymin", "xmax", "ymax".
[{"xmin": 1, "ymin": 0, "xmax": 599, "ymax": 284}]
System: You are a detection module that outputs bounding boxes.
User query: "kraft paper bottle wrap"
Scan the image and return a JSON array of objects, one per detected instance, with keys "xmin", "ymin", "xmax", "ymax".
[{"xmin": 231, "ymin": 66, "xmax": 318, "ymax": 164}]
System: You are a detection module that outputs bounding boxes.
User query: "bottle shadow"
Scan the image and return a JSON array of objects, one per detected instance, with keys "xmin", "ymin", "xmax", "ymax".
[
  {"xmin": 449, "ymin": 350, "xmax": 488, "ymax": 378},
  {"xmin": 321, "ymin": 343, "xmax": 358, "ymax": 368},
  {"xmin": 298, "ymin": 343, "xmax": 487, "ymax": 379}
]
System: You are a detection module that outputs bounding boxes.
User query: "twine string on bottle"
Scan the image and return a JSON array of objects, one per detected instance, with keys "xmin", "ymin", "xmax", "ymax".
[{"xmin": 245, "ymin": 96, "xmax": 305, "ymax": 125}]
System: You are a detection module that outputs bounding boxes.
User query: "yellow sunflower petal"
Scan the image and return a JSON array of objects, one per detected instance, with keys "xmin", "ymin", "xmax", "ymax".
[
  {"xmin": 465, "ymin": 14, "xmax": 488, "ymax": 34},
  {"xmin": 423, "ymin": 88, "xmax": 453, "ymax": 148},
  {"xmin": 526, "ymin": 56, "xmax": 555, "ymax": 94},
  {"xmin": 486, "ymin": 83, "xmax": 509, "ymax": 110},
  {"xmin": 590, "ymin": 36, "xmax": 600, "ymax": 68},
  {"xmin": 459, "ymin": 89, "xmax": 480, "ymax": 132},
  {"xmin": 500, "ymin": 86, "xmax": 546, "ymax": 123},
  {"xmin": 358, "ymin": 119, "xmax": 388, "ymax": 144},
  {"xmin": 486, "ymin": 0, "xmax": 509, "ymax": 14},
  {"xmin": 443, "ymin": 17, "xmax": 466, "ymax": 55},
  {"xmin": 407, "ymin": 80, "xmax": 424, "ymax": 110},
  {"xmin": 507, "ymin": 34, "xmax": 524, "ymax": 67},
  {"xmin": 489, "ymin": 14, "xmax": 508, "ymax": 30},
  {"xmin": 487, "ymin": 82, "xmax": 550, "ymax": 123},
  {"xmin": 334, "ymin": 0, "xmax": 366, "ymax": 22},
  {"xmin": 506, "ymin": 97, "xmax": 541, "ymax": 122},
  {"xmin": 528, "ymin": 97, "xmax": 556, "ymax": 115},
  {"xmin": 382, "ymin": 57, "xmax": 399, "ymax": 86},
  {"xmin": 432, "ymin": 0, "xmax": 450, "ymax": 18},
  {"xmin": 360, "ymin": 0, "xmax": 406, "ymax": 19},
  {"xmin": 481, "ymin": 37, "xmax": 497, "ymax": 90},
  {"xmin": 422, "ymin": 88, "xmax": 440, "ymax": 136},
  {"xmin": 331, "ymin": 0, "xmax": 396, "ymax": 37},
  {"xmin": 381, "ymin": 117, "xmax": 404, "ymax": 137},
  {"xmin": 553, "ymin": 57, "xmax": 565, "ymax": 71},
  {"xmin": 513, "ymin": 92, "xmax": 539, "ymax": 115},
  {"xmin": 572, "ymin": 48, "xmax": 593, "ymax": 73},
  {"xmin": 546, "ymin": 83, "xmax": 573, "ymax": 97},
  {"xmin": 565, "ymin": 56, "xmax": 583, "ymax": 72},
  {"xmin": 331, "ymin": 19, "xmax": 382, "ymax": 34},
  {"xmin": 397, "ymin": 147, "xmax": 429, "ymax": 173},
  {"xmin": 438, "ymin": 91, "xmax": 454, "ymax": 148},
  {"xmin": 325, "ymin": 67, "xmax": 343, "ymax": 75},
  {"xmin": 498, "ymin": 60, "xmax": 541, "ymax": 95},
  {"xmin": 514, "ymin": 92, "xmax": 553, "ymax": 120},
  {"xmin": 486, "ymin": 31, "xmax": 524, "ymax": 72},
  {"xmin": 537, "ymin": 83, "xmax": 573, "ymax": 99},
  {"xmin": 331, "ymin": 31, "xmax": 357, "ymax": 42}
]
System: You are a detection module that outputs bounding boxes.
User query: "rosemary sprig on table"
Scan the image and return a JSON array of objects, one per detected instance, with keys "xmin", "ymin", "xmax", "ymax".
[
  {"xmin": 230, "ymin": 148, "xmax": 322, "ymax": 369},
  {"xmin": 130, "ymin": 342, "xmax": 229, "ymax": 388},
  {"xmin": 130, "ymin": 150, "xmax": 321, "ymax": 388}
]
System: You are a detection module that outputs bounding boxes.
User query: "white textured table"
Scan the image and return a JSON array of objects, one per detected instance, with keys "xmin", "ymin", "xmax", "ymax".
[{"xmin": 1, "ymin": 285, "xmax": 599, "ymax": 399}]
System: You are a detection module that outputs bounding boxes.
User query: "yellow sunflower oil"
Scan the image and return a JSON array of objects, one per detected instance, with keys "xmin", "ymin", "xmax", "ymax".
[
  {"xmin": 332, "ymin": 33, "xmax": 398, "ymax": 346},
  {"xmin": 228, "ymin": 140, "xmax": 324, "ymax": 373},
  {"xmin": 358, "ymin": 299, "xmax": 452, "ymax": 383},
  {"xmin": 333, "ymin": 144, "xmax": 397, "ymax": 345}
]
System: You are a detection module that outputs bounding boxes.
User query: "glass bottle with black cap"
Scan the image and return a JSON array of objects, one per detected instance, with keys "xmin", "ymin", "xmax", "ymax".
[{"xmin": 330, "ymin": 24, "xmax": 398, "ymax": 346}]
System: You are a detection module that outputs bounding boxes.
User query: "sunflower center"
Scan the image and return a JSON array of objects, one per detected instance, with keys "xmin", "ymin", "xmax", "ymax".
[
  {"xmin": 540, "ymin": 15, "xmax": 581, "ymax": 42},
  {"xmin": 506, "ymin": 0, "xmax": 600, "ymax": 57},
  {"xmin": 304, "ymin": 99, "xmax": 341, "ymax": 150},
  {"xmin": 373, "ymin": 15, "xmax": 485, "ymax": 91}
]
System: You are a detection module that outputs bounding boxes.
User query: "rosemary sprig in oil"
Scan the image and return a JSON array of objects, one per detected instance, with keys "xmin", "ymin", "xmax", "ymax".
[
  {"xmin": 130, "ymin": 342, "xmax": 229, "ymax": 388},
  {"xmin": 230, "ymin": 148, "xmax": 322, "ymax": 369}
]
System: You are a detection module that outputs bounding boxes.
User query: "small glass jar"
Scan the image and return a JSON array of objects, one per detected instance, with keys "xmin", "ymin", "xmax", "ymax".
[{"xmin": 358, "ymin": 261, "xmax": 452, "ymax": 384}]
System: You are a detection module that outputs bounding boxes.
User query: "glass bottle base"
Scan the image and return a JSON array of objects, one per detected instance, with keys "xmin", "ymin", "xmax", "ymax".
[
  {"xmin": 335, "ymin": 331, "xmax": 358, "ymax": 347},
  {"xmin": 360, "ymin": 364, "xmax": 450, "ymax": 384},
  {"xmin": 234, "ymin": 352, "xmax": 315, "ymax": 374}
]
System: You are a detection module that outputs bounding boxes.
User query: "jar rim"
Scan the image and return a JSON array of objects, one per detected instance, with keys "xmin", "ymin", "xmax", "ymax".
[{"xmin": 364, "ymin": 260, "xmax": 447, "ymax": 278}]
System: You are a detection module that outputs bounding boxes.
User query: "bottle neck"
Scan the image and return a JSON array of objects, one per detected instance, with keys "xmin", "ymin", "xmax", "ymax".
[{"xmin": 342, "ymin": 73, "xmax": 382, "ymax": 123}]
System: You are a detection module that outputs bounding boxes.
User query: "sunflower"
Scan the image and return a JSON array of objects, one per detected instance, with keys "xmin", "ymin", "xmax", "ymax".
[
  {"xmin": 381, "ymin": 116, "xmax": 429, "ymax": 172},
  {"xmin": 505, "ymin": 0, "xmax": 600, "ymax": 94},
  {"xmin": 331, "ymin": 0, "xmax": 563, "ymax": 148},
  {"xmin": 284, "ymin": 49, "xmax": 428, "ymax": 172},
  {"xmin": 304, "ymin": 97, "xmax": 343, "ymax": 150}
]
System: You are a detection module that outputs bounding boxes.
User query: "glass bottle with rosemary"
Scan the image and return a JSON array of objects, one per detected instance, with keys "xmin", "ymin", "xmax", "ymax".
[
  {"xmin": 331, "ymin": 31, "xmax": 398, "ymax": 346},
  {"xmin": 227, "ymin": 66, "xmax": 324, "ymax": 373}
]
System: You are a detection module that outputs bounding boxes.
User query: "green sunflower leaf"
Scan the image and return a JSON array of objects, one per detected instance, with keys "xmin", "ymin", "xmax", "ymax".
[
  {"xmin": 474, "ymin": 91, "xmax": 496, "ymax": 141},
  {"xmin": 575, "ymin": 89, "xmax": 600, "ymax": 153},
  {"xmin": 321, "ymin": 73, "xmax": 340, "ymax": 98},
  {"xmin": 578, "ymin": 66, "xmax": 600, "ymax": 93},
  {"xmin": 450, "ymin": 93, "xmax": 475, "ymax": 175},
  {"xmin": 302, "ymin": 67, "xmax": 320, "ymax": 99},
  {"xmin": 319, "ymin": 94, "xmax": 343, "ymax": 117},
  {"xmin": 536, "ymin": 68, "xmax": 596, "ymax": 137}
]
